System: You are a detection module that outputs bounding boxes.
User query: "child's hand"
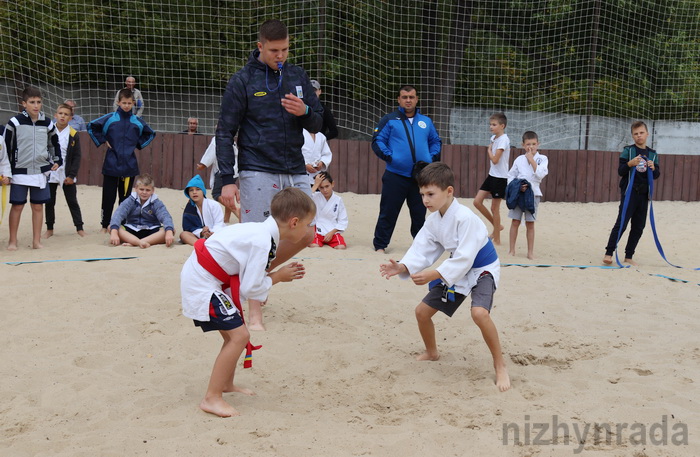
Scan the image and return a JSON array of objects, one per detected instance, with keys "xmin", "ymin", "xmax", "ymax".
[
  {"xmin": 109, "ymin": 229, "xmax": 121, "ymax": 246},
  {"xmin": 196, "ymin": 163, "xmax": 206, "ymax": 170},
  {"xmin": 271, "ymin": 262, "xmax": 306, "ymax": 283},
  {"xmin": 647, "ymin": 159, "xmax": 655, "ymax": 170},
  {"xmin": 323, "ymin": 229, "xmax": 337, "ymax": 243},
  {"xmin": 63, "ymin": 177, "xmax": 75, "ymax": 185},
  {"xmin": 380, "ymin": 259, "xmax": 405, "ymax": 279},
  {"xmin": 306, "ymin": 163, "xmax": 317, "ymax": 173},
  {"xmin": 165, "ymin": 230, "xmax": 174, "ymax": 247},
  {"xmin": 201, "ymin": 227, "xmax": 212, "ymax": 239},
  {"xmin": 50, "ymin": 163, "xmax": 59, "ymax": 171},
  {"xmin": 410, "ymin": 269, "xmax": 441, "ymax": 286},
  {"xmin": 0, "ymin": 176, "xmax": 9, "ymax": 186},
  {"xmin": 520, "ymin": 183, "xmax": 528, "ymax": 192}
]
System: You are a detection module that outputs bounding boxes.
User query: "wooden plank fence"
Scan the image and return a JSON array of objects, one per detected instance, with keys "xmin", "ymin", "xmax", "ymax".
[{"xmin": 75, "ymin": 132, "xmax": 700, "ymax": 202}]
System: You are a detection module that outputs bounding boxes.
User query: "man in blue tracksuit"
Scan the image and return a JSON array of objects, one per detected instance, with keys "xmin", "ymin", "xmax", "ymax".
[{"xmin": 372, "ymin": 85, "xmax": 442, "ymax": 252}]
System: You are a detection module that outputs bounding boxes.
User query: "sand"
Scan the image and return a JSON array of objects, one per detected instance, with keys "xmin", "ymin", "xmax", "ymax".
[{"xmin": 1, "ymin": 185, "xmax": 698, "ymax": 457}]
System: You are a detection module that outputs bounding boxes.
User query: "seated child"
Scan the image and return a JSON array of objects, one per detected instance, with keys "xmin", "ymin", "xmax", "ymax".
[
  {"xmin": 180, "ymin": 187, "xmax": 316, "ymax": 417},
  {"xmin": 302, "ymin": 128, "xmax": 332, "ymax": 185},
  {"xmin": 109, "ymin": 173, "xmax": 175, "ymax": 248},
  {"xmin": 180, "ymin": 175, "xmax": 225, "ymax": 246},
  {"xmin": 506, "ymin": 131, "xmax": 549, "ymax": 259},
  {"xmin": 380, "ymin": 162, "xmax": 510, "ymax": 392},
  {"xmin": 309, "ymin": 171, "xmax": 347, "ymax": 249}
]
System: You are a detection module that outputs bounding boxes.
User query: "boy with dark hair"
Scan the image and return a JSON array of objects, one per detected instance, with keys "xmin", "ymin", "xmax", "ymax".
[
  {"xmin": 473, "ymin": 112, "xmax": 510, "ymax": 245},
  {"xmin": 603, "ymin": 121, "xmax": 660, "ymax": 266},
  {"xmin": 109, "ymin": 173, "xmax": 174, "ymax": 249},
  {"xmin": 4, "ymin": 86, "xmax": 62, "ymax": 250},
  {"xmin": 180, "ymin": 187, "xmax": 315, "ymax": 417},
  {"xmin": 43, "ymin": 103, "xmax": 85, "ymax": 238},
  {"xmin": 309, "ymin": 171, "xmax": 348, "ymax": 249},
  {"xmin": 88, "ymin": 88, "xmax": 155, "ymax": 232},
  {"xmin": 380, "ymin": 162, "xmax": 510, "ymax": 392}
]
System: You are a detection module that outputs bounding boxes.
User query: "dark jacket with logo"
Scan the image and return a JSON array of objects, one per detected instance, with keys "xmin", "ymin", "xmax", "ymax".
[{"xmin": 215, "ymin": 49, "xmax": 324, "ymax": 185}]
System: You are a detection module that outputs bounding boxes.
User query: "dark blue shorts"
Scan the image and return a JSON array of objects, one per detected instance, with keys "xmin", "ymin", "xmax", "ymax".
[
  {"xmin": 193, "ymin": 292, "xmax": 244, "ymax": 332},
  {"xmin": 124, "ymin": 226, "xmax": 161, "ymax": 239},
  {"xmin": 10, "ymin": 183, "xmax": 51, "ymax": 205}
]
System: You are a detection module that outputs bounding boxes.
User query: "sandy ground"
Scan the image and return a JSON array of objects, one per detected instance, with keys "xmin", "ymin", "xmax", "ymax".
[{"xmin": 1, "ymin": 184, "xmax": 698, "ymax": 457}]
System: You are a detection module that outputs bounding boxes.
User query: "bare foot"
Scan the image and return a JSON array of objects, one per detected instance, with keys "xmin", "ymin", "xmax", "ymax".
[
  {"xmin": 32, "ymin": 241, "xmax": 44, "ymax": 249},
  {"xmin": 247, "ymin": 322, "xmax": 266, "ymax": 331},
  {"xmin": 42, "ymin": 230, "xmax": 54, "ymax": 239},
  {"xmin": 77, "ymin": 230, "xmax": 86, "ymax": 237},
  {"xmin": 7, "ymin": 243, "xmax": 18, "ymax": 251},
  {"xmin": 416, "ymin": 351, "xmax": 440, "ymax": 361},
  {"xmin": 199, "ymin": 397, "xmax": 240, "ymax": 417},
  {"xmin": 495, "ymin": 363, "xmax": 511, "ymax": 392},
  {"xmin": 508, "ymin": 250, "xmax": 515, "ymax": 256},
  {"xmin": 375, "ymin": 248, "xmax": 385, "ymax": 254},
  {"xmin": 121, "ymin": 242, "xmax": 135, "ymax": 247},
  {"xmin": 138, "ymin": 241, "xmax": 151, "ymax": 249},
  {"xmin": 602, "ymin": 255, "xmax": 613, "ymax": 265},
  {"xmin": 334, "ymin": 245, "xmax": 346, "ymax": 250},
  {"xmin": 100, "ymin": 227, "xmax": 109, "ymax": 234},
  {"xmin": 223, "ymin": 384, "xmax": 256, "ymax": 395},
  {"xmin": 307, "ymin": 243, "xmax": 318, "ymax": 248},
  {"xmin": 624, "ymin": 258, "xmax": 638, "ymax": 267},
  {"xmin": 527, "ymin": 253, "xmax": 535, "ymax": 260}
]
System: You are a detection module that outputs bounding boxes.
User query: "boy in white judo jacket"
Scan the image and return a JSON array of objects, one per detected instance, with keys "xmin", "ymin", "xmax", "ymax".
[
  {"xmin": 180, "ymin": 187, "xmax": 316, "ymax": 417},
  {"xmin": 380, "ymin": 162, "xmax": 511, "ymax": 392},
  {"xmin": 302, "ymin": 129, "xmax": 332, "ymax": 185},
  {"xmin": 180, "ymin": 174, "xmax": 225, "ymax": 246},
  {"xmin": 309, "ymin": 171, "xmax": 347, "ymax": 249}
]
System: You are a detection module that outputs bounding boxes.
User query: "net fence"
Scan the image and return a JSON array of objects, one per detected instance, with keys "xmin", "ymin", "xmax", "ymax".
[{"xmin": 2, "ymin": 1, "xmax": 700, "ymax": 149}]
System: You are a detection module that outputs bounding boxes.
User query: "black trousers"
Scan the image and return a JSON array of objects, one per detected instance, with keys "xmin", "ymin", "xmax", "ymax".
[
  {"xmin": 101, "ymin": 175, "xmax": 134, "ymax": 228},
  {"xmin": 45, "ymin": 182, "xmax": 84, "ymax": 231},
  {"xmin": 373, "ymin": 170, "xmax": 426, "ymax": 250},
  {"xmin": 605, "ymin": 189, "xmax": 649, "ymax": 259}
]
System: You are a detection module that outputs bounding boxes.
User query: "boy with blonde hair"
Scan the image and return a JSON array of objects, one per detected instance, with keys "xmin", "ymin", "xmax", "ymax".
[
  {"xmin": 380, "ymin": 162, "xmax": 510, "ymax": 392},
  {"xmin": 180, "ymin": 187, "xmax": 316, "ymax": 417},
  {"xmin": 4, "ymin": 86, "xmax": 61, "ymax": 250},
  {"xmin": 473, "ymin": 112, "xmax": 510, "ymax": 245}
]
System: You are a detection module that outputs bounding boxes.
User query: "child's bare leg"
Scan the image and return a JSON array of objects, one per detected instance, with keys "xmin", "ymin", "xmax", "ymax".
[
  {"xmin": 473, "ymin": 190, "xmax": 494, "ymax": 224},
  {"xmin": 268, "ymin": 228, "xmax": 314, "ymax": 270},
  {"xmin": 223, "ymin": 207, "xmax": 231, "ymax": 224},
  {"xmin": 140, "ymin": 229, "xmax": 166, "ymax": 248},
  {"xmin": 415, "ymin": 302, "xmax": 440, "ymax": 361},
  {"xmin": 525, "ymin": 221, "xmax": 535, "ymax": 260},
  {"xmin": 31, "ymin": 203, "xmax": 44, "ymax": 249},
  {"xmin": 471, "ymin": 307, "xmax": 510, "ymax": 392},
  {"xmin": 508, "ymin": 219, "xmax": 520, "ymax": 256},
  {"xmin": 7, "ymin": 204, "xmax": 23, "ymax": 250},
  {"xmin": 180, "ymin": 231, "xmax": 198, "ymax": 246},
  {"xmin": 490, "ymin": 198, "xmax": 503, "ymax": 244},
  {"xmin": 117, "ymin": 228, "xmax": 142, "ymax": 247},
  {"xmin": 247, "ymin": 300, "xmax": 265, "ymax": 331},
  {"xmin": 200, "ymin": 326, "xmax": 250, "ymax": 417}
]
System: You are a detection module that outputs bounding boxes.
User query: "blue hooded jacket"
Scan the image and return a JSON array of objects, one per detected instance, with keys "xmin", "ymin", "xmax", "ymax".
[{"xmin": 182, "ymin": 175, "xmax": 207, "ymax": 234}]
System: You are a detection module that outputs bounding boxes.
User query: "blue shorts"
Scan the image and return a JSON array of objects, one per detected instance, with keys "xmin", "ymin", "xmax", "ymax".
[
  {"xmin": 422, "ymin": 273, "xmax": 496, "ymax": 317},
  {"xmin": 193, "ymin": 292, "xmax": 244, "ymax": 332},
  {"xmin": 10, "ymin": 183, "xmax": 51, "ymax": 205}
]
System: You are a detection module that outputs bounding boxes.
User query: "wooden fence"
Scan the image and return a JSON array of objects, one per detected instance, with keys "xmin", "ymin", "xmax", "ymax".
[{"xmin": 75, "ymin": 133, "xmax": 700, "ymax": 202}]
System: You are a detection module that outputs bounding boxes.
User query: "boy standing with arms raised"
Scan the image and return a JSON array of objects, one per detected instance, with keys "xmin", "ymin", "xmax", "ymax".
[
  {"xmin": 380, "ymin": 162, "xmax": 510, "ymax": 392},
  {"xmin": 181, "ymin": 188, "xmax": 315, "ymax": 417},
  {"xmin": 473, "ymin": 112, "xmax": 510, "ymax": 245},
  {"xmin": 603, "ymin": 121, "xmax": 660, "ymax": 266},
  {"xmin": 4, "ymin": 86, "xmax": 61, "ymax": 250}
]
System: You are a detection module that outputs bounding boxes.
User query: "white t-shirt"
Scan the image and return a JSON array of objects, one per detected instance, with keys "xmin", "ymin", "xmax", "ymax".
[
  {"xmin": 489, "ymin": 134, "xmax": 511, "ymax": 178},
  {"xmin": 48, "ymin": 127, "xmax": 71, "ymax": 184}
]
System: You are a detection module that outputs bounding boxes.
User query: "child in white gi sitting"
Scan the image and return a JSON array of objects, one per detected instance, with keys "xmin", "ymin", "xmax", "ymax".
[
  {"xmin": 180, "ymin": 174, "xmax": 225, "ymax": 246},
  {"xmin": 379, "ymin": 162, "xmax": 511, "ymax": 392},
  {"xmin": 309, "ymin": 171, "xmax": 348, "ymax": 249},
  {"xmin": 302, "ymin": 128, "xmax": 332, "ymax": 185},
  {"xmin": 180, "ymin": 187, "xmax": 316, "ymax": 417}
]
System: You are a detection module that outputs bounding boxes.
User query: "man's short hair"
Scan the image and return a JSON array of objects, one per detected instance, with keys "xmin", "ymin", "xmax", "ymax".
[
  {"xmin": 631, "ymin": 120, "xmax": 648, "ymax": 133},
  {"xmin": 118, "ymin": 88, "xmax": 134, "ymax": 102},
  {"xmin": 489, "ymin": 112, "xmax": 507, "ymax": 127},
  {"xmin": 135, "ymin": 173, "xmax": 155, "ymax": 187},
  {"xmin": 271, "ymin": 188, "xmax": 315, "ymax": 223},
  {"xmin": 259, "ymin": 20, "xmax": 288, "ymax": 43},
  {"xmin": 57, "ymin": 103, "xmax": 74, "ymax": 115},
  {"xmin": 416, "ymin": 162, "xmax": 454, "ymax": 190},
  {"xmin": 21, "ymin": 86, "xmax": 42, "ymax": 101},
  {"xmin": 522, "ymin": 131, "xmax": 539, "ymax": 142},
  {"xmin": 398, "ymin": 85, "xmax": 417, "ymax": 96}
]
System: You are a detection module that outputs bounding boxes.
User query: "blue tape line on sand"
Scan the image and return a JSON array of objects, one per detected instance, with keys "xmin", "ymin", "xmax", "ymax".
[
  {"xmin": 5, "ymin": 256, "xmax": 137, "ymax": 266},
  {"xmin": 501, "ymin": 263, "xmax": 621, "ymax": 269}
]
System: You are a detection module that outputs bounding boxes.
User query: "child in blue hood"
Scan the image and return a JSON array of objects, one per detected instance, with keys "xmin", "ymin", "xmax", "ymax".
[{"xmin": 180, "ymin": 174, "xmax": 225, "ymax": 246}]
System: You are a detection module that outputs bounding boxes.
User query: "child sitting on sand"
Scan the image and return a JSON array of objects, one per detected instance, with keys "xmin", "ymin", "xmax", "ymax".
[
  {"xmin": 180, "ymin": 174, "xmax": 225, "ymax": 246},
  {"xmin": 380, "ymin": 162, "xmax": 510, "ymax": 392},
  {"xmin": 180, "ymin": 187, "xmax": 315, "ymax": 417},
  {"xmin": 109, "ymin": 173, "xmax": 175, "ymax": 248},
  {"xmin": 309, "ymin": 171, "xmax": 347, "ymax": 249}
]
